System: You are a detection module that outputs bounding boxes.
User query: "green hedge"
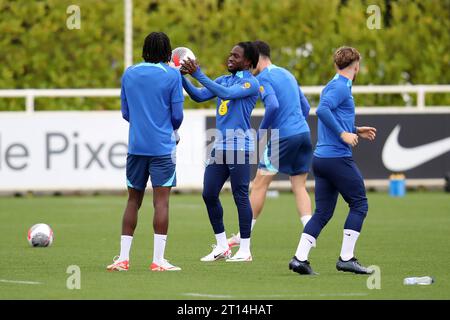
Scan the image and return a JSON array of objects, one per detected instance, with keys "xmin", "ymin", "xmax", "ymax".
[{"xmin": 1, "ymin": 0, "xmax": 449, "ymax": 110}]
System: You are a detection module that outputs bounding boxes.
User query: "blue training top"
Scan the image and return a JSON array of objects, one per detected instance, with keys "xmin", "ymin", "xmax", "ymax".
[
  {"xmin": 121, "ymin": 62, "xmax": 184, "ymax": 156},
  {"xmin": 256, "ymin": 64, "xmax": 310, "ymax": 139},
  {"xmin": 314, "ymin": 74, "xmax": 357, "ymax": 158},
  {"xmin": 182, "ymin": 69, "xmax": 259, "ymax": 152}
]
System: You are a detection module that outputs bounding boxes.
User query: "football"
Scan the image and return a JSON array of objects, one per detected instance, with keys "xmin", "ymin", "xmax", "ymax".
[
  {"xmin": 171, "ymin": 47, "xmax": 196, "ymax": 69},
  {"xmin": 27, "ymin": 223, "xmax": 54, "ymax": 247}
]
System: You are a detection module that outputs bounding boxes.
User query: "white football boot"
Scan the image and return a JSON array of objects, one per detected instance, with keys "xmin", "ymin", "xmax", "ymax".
[
  {"xmin": 226, "ymin": 249, "xmax": 252, "ymax": 262},
  {"xmin": 200, "ymin": 245, "xmax": 231, "ymax": 262},
  {"xmin": 150, "ymin": 259, "xmax": 181, "ymax": 271}
]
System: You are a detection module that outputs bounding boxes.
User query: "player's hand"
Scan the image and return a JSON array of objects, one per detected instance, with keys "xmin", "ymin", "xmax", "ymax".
[
  {"xmin": 173, "ymin": 130, "xmax": 180, "ymax": 145},
  {"xmin": 356, "ymin": 126, "xmax": 377, "ymax": 141},
  {"xmin": 180, "ymin": 57, "xmax": 199, "ymax": 75},
  {"xmin": 340, "ymin": 131, "xmax": 359, "ymax": 147}
]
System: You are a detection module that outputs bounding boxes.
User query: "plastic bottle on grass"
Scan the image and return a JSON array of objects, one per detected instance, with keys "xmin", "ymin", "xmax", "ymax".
[{"xmin": 403, "ymin": 276, "xmax": 434, "ymax": 285}]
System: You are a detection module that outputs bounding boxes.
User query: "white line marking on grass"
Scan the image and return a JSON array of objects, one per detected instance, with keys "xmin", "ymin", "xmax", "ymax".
[
  {"xmin": 0, "ymin": 279, "xmax": 43, "ymax": 285},
  {"xmin": 239, "ymin": 293, "xmax": 370, "ymax": 298},
  {"xmin": 317, "ymin": 293, "xmax": 369, "ymax": 297},
  {"xmin": 182, "ymin": 292, "xmax": 369, "ymax": 298},
  {"xmin": 183, "ymin": 293, "xmax": 233, "ymax": 298}
]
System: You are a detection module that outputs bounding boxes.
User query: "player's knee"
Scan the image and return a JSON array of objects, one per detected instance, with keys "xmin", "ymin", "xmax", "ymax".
[
  {"xmin": 251, "ymin": 181, "xmax": 264, "ymax": 193},
  {"xmin": 127, "ymin": 196, "xmax": 142, "ymax": 209},
  {"xmin": 233, "ymin": 195, "xmax": 249, "ymax": 208},
  {"xmin": 252, "ymin": 175, "xmax": 271, "ymax": 191},
  {"xmin": 202, "ymin": 191, "xmax": 219, "ymax": 205},
  {"xmin": 153, "ymin": 200, "xmax": 168, "ymax": 212},
  {"xmin": 351, "ymin": 198, "xmax": 368, "ymax": 216},
  {"xmin": 232, "ymin": 187, "xmax": 249, "ymax": 203},
  {"xmin": 313, "ymin": 210, "xmax": 334, "ymax": 226},
  {"xmin": 292, "ymin": 184, "xmax": 307, "ymax": 197}
]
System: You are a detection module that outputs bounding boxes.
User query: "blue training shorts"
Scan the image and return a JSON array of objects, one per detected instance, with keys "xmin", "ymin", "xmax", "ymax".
[
  {"xmin": 126, "ymin": 154, "xmax": 176, "ymax": 190},
  {"xmin": 258, "ymin": 132, "xmax": 313, "ymax": 176}
]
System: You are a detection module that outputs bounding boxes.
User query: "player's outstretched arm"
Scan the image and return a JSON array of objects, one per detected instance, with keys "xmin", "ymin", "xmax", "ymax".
[
  {"xmin": 181, "ymin": 76, "xmax": 216, "ymax": 102},
  {"xmin": 192, "ymin": 68, "xmax": 258, "ymax": 100},
  {"xmin": 181, "ymin": 57, "xmax": 258, "ymax": 100}
]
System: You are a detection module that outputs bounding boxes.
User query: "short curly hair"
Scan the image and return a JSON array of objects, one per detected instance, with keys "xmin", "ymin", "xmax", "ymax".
[{"xmin": 334, "ymin": 46, "xmax": 361, "ymax": 70}]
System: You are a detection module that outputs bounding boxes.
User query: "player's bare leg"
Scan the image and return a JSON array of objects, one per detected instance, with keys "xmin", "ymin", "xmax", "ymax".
[
  {"xmin": 251, "ymin": 169, "xmax": 276, "ymax": 219},
  {"xmin": 107, "ymin": 187, "xmax": 144, "ymax": 271},
  {"xmin": 150, "ymin": 186, "xmax": 180, "ymax": 271},
  {"xmin": 153, "ymin": 186, "xmax": 170, "ymax": 235},
  {"xmin": 122, "ymin": 187, "xmax": 145, "ymax": 236},
  {"xmin": 290, "ymin": 173, "xmax": 312, "ymax": 226},
  {"xmin": 228, "ymin": 169, "xmax": 275, "ymax": 247}
]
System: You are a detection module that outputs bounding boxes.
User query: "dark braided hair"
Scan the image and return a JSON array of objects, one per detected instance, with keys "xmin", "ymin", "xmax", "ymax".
[
  {"xmin": 237, "ymin": 41, "xmax": 259, "ymax": 69},
  {"xmin": 142, "ymin": 32, "xmax": 172, "ymax": 63}
]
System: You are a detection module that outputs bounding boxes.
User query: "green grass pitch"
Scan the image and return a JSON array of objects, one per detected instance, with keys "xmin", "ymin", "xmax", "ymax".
[{"xmin": 0, "ymin": 191, "xmax": 449, "ymax": 300}]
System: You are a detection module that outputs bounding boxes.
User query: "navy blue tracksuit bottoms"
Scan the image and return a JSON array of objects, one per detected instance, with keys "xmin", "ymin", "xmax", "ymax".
[
  {"xmin": 304, "ymin": 156, "xmax": 369, "ymax": 239},
  {"xmin": 202, "ymin": 149, "xmax": 253, "ymax": 239}
]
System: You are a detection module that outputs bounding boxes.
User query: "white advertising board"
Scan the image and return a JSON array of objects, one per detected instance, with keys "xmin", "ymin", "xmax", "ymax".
[{"xmin": 0, "ymin": 111, "xmax": 206, "ymax": 191}]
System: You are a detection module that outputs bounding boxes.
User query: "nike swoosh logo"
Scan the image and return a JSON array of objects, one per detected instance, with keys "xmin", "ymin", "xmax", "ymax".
[
  {"xmin": 345, "ymin": 233, "xmax": 351, "ymax": 236},
  {"xmin": 382, "ymin": 125, "xmax": 450, "ymax": 171}
]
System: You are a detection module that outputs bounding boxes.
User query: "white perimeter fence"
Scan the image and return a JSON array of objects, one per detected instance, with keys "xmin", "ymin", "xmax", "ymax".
[
  {"xmin": 0, "ymin": 86, "xmax": 449, "ymax": 193},
  {"xmin": 0, "ymin": 85, "xmax": 450, "ymax": 113}
]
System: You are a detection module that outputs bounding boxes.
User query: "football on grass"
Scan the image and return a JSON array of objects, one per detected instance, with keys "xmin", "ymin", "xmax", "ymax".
[{"xmin": 28, "ymin": 223, "xmax": 54, "ymax": 247}]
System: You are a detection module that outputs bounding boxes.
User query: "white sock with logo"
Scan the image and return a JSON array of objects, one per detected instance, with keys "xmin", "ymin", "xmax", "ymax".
[
  {"xmin": 295, "ymin": 233, "xmax": 316, "ymax": 261},
  {"xmin": 153, "ymin": 234, "xmax": 167, "ymax": 265},
  {"xmin": 340, "ymin": 229, "xmax": 360, "ymax": 261},
  {"xmin": 215, "ymin": 232, "xmax": 228, "ymax": 250},
  {"xmin": 118, "ymin": 235, "xmax": 133, "ymax": 261},
  {"xmin": 300, "ymin": 214, "xmax": 312, "ymax": 227}
]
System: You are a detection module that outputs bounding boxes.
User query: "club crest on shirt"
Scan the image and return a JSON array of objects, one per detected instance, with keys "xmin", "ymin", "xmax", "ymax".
[
  {"xmin": 218, "ymin": 99, "xmax": 230, "ymax": 116},
  {"xmin": 243, "ymin": 82, "xmax": 251, "ymax": 89}
]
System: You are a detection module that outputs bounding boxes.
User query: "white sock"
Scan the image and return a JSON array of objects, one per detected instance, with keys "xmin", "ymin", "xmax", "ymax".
[
  {"xmin": 295, "ymin": 233, "xmax": 316, "ymax": 261},
  {"xmin": 340, "ymin": 229, "xmax": 360, "ymax": 261},
  {"xmin": 239, "ymin": 238, "xmax": 251, "ymax": 254},
  {"xmin": 235, "ymin": 219, "xmax": 256, "ymax": 240},
  {"xmin": 118, "ymin": 235, "xmax": 133, "ymax": 261},
  {"xmin": 215, "ymin": 232, "xmax": 228, "ymax": 249},
  {"xmin": 300, "ymin": 214, "xmax": 312, "ymax": 227},
  {"xmin": 153, "ymin": 234, "xmax": 167, "ymax": 265}
]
